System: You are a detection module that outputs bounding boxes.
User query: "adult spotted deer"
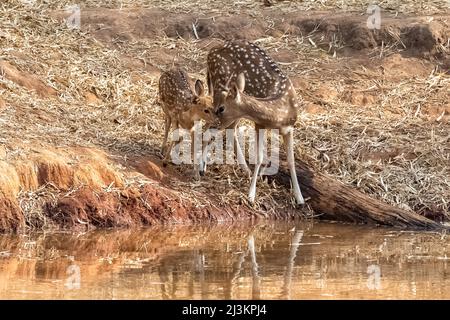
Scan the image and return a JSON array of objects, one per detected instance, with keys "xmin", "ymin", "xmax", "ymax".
[
  {"xmin": 207, "ymin": 40, "xmax": 305, "ymax": 204},
  {"xmin": 158, "ymin": 68, "xmax": 215, "ymax": 179}
]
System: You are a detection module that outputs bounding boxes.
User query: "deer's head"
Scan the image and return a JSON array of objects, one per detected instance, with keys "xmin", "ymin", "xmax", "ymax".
[{"xmin": 214, "ymin": 73, "xmax": 247, "ymax": 128}]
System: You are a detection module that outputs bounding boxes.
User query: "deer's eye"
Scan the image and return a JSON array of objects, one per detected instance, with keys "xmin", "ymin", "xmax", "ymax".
[{"xmin": 216, "ymin": 106, "xmax": 225, "ymax": 115}]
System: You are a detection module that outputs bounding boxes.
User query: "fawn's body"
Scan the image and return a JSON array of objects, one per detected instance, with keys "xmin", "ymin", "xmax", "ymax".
[
  {"xmin": 207, "ymin": 40, "xmax": 305, "ymax": 204},
  {"xmin": 158, "ymin": 68, "xmax": 215, "ymax": 178}
]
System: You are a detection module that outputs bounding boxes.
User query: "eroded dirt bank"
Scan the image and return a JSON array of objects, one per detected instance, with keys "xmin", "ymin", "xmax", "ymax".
[
  {"xmin": 0, "ymin": 146, "xmax": 261, "ymax": 233},
  {"xmin": 0, "ymin": 2, "xmax": 449, "ymax": 232}
]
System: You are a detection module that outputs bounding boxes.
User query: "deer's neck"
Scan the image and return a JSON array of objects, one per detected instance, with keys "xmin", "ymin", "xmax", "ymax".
[{"xmin": 239, "ymin": 94, "xmax": 297, "ymax": 128}]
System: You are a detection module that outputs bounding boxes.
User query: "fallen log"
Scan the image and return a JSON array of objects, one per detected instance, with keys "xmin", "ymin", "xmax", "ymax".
[{"xmin": 273, "ymin": 160, "xmax": 445, "ymax": 230}]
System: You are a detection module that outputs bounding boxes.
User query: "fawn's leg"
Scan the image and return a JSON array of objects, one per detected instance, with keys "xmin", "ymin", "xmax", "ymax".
[
  {"xmin": 191, "ymin": 128, "xmax": 201, "ymax": 180},
  {"xmin": 163, "ymin": 119, "xmax": 178, "ymax": 166},
  {"xmin": 199, "ymin": 136, "xmax": 212, "ymax": 176},
  {"xmin": 161, "ymin": 115, "xmax": 171, "ymax": 156},
  {"xmin": 199, "ymin": 124, "xmax": 212, "ymax": 176},
  {"xmin": 248, "ymin": 126, "xmax": 264, "ymax": 203},
  {"xmin": 199, "ymin": 139, "xmax": 208, "ymax": 176},
  {"xmin": 282, "ymin": 128, "xmax": 305, "ymax": 205},
  {"xmin": 200, "ymin": 122, "xmax": 250, "ymax": 177}
]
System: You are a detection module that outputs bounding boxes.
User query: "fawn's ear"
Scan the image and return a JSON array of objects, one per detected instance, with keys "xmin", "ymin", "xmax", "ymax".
[
  {"xmin": 194, "ymin": 79, "xmax": 205, "ymax": 97},
  {"xmin": 236, "ymin": 73, "xmax": 245, "ymax": 93}
]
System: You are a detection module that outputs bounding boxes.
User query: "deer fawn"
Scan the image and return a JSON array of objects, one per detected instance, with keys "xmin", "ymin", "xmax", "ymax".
[
  {"xmin": 207, "ymin": 40, "xmax": 305, "ymax": 204},
  {"xmin": 158, "ymin": 68, "xmax": 215, "ymax": 179}
]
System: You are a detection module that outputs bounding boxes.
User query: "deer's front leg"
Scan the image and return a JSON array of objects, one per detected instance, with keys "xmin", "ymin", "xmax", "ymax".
[
  {"xmin": 248, "ymin": 126, "xmax": 264, "ymax": 203},
  {"xmin": 231, "ymin": 121, "xmax": 251, "ymax": 178}
]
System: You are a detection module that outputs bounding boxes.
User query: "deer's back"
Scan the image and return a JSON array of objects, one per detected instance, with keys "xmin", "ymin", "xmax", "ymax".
[{"xmin": 207, "ymin": 40, "xmax": 296, "ymax": 104}]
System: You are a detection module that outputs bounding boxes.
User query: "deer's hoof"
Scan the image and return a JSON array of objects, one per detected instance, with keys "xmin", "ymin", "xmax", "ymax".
[{"xmin": 295, "ymin": 197, "xmax": 305, "ymax": 206}]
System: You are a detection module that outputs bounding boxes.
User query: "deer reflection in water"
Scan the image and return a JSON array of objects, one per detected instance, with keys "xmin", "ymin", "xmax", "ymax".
[{"xmin": 1, "ymin": 222, "xmax": 449, "ymax": 299}]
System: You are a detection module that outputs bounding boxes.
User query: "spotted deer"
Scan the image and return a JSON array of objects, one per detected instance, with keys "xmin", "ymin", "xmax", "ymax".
[
  {"xmin": 207, "ymin": 40, "xmax": 305, "ymax": 204},
  {"xmin": 158, "ymin": 68, "xmax": 215, "ymax": 179}
]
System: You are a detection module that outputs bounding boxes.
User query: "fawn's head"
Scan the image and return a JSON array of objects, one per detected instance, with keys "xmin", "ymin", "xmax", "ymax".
[{"xmin": 190, "ymin": 79, "xmax": 215, "ymax": 124}]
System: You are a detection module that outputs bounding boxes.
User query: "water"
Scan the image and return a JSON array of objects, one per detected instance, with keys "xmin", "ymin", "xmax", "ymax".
[{"xmin": 0, "ymin": 221, "xmax": 449, "ymax": 299}]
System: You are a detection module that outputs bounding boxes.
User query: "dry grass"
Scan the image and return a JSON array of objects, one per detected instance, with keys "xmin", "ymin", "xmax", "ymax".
[
  {"xmin": 32, "ymin": 0, "xmax": 450, "ymax": 14},
  {"xmin": 18, "ymin": 184, "xmax": 62, "ymax": 230},
  {"xmin": 0, "ymin": 0, "xmax": 449, "ymax": 225}
]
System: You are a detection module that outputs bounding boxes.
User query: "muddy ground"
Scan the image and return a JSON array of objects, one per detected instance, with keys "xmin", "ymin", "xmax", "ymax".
[{"xmin": 0, "ymin": 1, "xmax": 449, "ymax": 232}]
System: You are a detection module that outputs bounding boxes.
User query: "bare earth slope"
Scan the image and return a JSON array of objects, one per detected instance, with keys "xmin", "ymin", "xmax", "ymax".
[{"xmin": 0, "ymin": 1, "xmax": 449, "ymax": 232}]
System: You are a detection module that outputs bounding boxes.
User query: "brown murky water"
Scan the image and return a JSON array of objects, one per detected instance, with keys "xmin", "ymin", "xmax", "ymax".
[{"xmin": 0, "ymin": 221, "xmax": 449, "ymax": 299}]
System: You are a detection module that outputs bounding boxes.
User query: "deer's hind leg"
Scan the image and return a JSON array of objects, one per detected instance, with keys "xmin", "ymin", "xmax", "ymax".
[
  {"xmin": 282, "ymin": 128, "xmax": 305, "ymax": 205},
  {"xmin": 248, "ymin": 126, "xmax": 264, "ymax": 204}
]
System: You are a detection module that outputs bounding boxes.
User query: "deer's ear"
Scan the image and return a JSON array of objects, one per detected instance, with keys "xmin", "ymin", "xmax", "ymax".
[
  {"xmin": 236, "ymin": 73, "xmax": 245, "ymax": 93},
  {"xmin": 230, "ymin": 83, "xmax": 241, "ymax": 102},
  {"xmin": 195, "ymin": 79, "xmax": 205, "ymax": 97}
]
